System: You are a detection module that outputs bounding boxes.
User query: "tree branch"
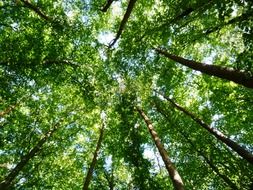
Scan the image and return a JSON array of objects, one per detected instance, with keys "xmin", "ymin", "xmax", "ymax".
[
  {"xmin": 20, "ymin": 0, "xmax": 51, "ymax": 21},
  {"xmin": 109, "ymin": 0, "xmax": 137, "ymax": 48},
  {"xmin": 155, "ymin": 48, "xmax": 253, "ymax": 89},
  {"xmin": 101, "ymin": 0, "xmax": 114, "ymax": 12}
]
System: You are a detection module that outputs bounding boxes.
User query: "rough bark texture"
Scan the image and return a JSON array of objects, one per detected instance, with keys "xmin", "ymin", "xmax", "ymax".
[
  {"xmin": 155, "ymin": 48, "xmax": 253, "ymax": 89},
  {"xmin": 101, "ymin": 0, "xmax": 114, "ymax": 12},
  {"xmin": 109, "ymin": 0, "xmax": 137, "ymax": 48},
  {"xmin": 136, "ymin": 107, "xmax": 185, "ymax": 190},
  {"xmin": 20, "ymin": 0, "xmax": 51, "ymax": 21},
  {"xmin": 83, "ymin": 123, "xmax": 105, "ymax": 190},
  {"xmin": 0, "ymin": 123, "xmax": 59, "ymax": 190},
  {"xmin": 161, "ymin": 93, "xmax": 253, "ymax": 165}
]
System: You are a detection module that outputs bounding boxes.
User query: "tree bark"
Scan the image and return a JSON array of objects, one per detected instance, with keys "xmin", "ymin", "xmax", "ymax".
[
  {"xmin": 109, "ymin": 0, "xmax": 137, "ymax": 48},
  {"xmin": 155, "ymin": 48, "xmax": 253, "ymax": 89},
  {"xmin": 0, "ymin": 123, "xmax": 60, "ymax": 190},
  {"xmin": 83, "ymin": 123, "xmax": 105, "ymax": 190},
  {"xmin": 136, "ymin": 107, "xmax": 185, "ymax": 190},
  {"xmin": 101, "ymin": 0, "xmax": 114, "ymax": 12},
  {"xmin": 159, "ymin": 92, "xmax": 253, "ymax": 165}
]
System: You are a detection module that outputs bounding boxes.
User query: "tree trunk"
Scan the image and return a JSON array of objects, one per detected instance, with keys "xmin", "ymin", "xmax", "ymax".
[
  {"xmin": 109, "ymin": 0, "xmax": 137, "ymax": 48},
  {"xmin": 154, "ymin": 102, "xmax": 238, "ymax": 189},
  {"xmin": 136, "ymin": 107, "xmax": 185, "ymax": 190},
  {"xmin": 101, "ymin": 0, "xmax": 114, "ymax": 12},
  {"xmin": 0, "ymin": 123, "xmax": 60, "ymax": 190},
  {"xmin": 160, "ymin": 92, "xmax": 253, "ymax": 164},
  {"xmin": 155, "ymin": 48, "xmax": 253, "ymax": 89},
  {"xmin": 83, "ymin": 123, "xmax": 105, "ymax": 190},
  {"xmin": 182, "ymin": 133, "xmax": 238, "ymax": 189}
]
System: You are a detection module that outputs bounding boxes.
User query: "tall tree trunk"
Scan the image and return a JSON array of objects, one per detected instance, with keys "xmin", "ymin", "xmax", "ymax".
[
  {"xmin": 0, "ymin": 123, "xmax": 60, "ymax": 190},
  {"xmin": 136, "ymin": 107, "xmax": 185, "ymax": 190},
  {"xmin": 101, "ymin": 0, "xmax": 114, "ymax": 12},
  {"xmin": 154, "ymin": 102, "xmax": 238, "ymax": 189},
  {"xmin": 155, "ymin": 48, "xmax": 253, "ymax": 89},
  {"xmin": 159, "ymin": 92, "xmax": 253, "ymax": 164},
  {"xmin": 83, "ymin": 123, "xmax": 105, "ymax": 190},
  {"xmin": 109, "ymin": 0, "xmax": 137, "ymax": 48},
  {"xmin": 183, "ymin": 133, "xmax": 238, "ymax": 189}
]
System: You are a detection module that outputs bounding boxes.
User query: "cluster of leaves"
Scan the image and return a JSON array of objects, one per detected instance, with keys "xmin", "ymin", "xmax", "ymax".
[{"xmin": 1, "ymin": 0, "xmax": 253, "ymax": 189}]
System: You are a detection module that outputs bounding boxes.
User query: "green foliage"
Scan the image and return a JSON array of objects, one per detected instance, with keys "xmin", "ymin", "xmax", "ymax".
[{"xmin": 0, "ymin": 0, "xmax": 253, "ymax": 189}]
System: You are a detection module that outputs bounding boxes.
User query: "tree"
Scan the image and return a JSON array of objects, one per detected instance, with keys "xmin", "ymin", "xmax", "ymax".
[
  {"xmin": 136, "ymin": 107, "xmax": 185, "ymax": 190},
  {"xmin": 158, "ymin": 92, "xmax": 253, "ymax": 165},
  {"xmin": 1, "ymin": 0, "xmax": 253, "ymax": 189},
  {"xmin": 83, "ymin": 122, "xmax": 105, "ymax": 190},
  {"xmin": 0, "ymin": 121, "xmax": 61, "ymax": 189},
  {"xmin": 155, "ymin": 48, "xmax": 253, "ymax": 89}
]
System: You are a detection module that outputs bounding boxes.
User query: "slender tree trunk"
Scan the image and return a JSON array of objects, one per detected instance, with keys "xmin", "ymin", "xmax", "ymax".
[
  {"xmin": 159, "ymin": 92, "xmax": 253, "ymax": 164},
  {"xmin": 136, "ymin": 107, "xmax": 185, "ymax": 190},
  {"xmin": 101, "ymin": 0, "xmax": 114, "ymax": 12},
  {"xmin": 109, "ymin": 0, "xmax": 137, "ymax": 48},
  {"xmin": 155, "ymin": 48, "xmax": 253, "ymax": 89},
  {"xmin": 83, "ymin": 123, "xmax": 105, "ymax": 190},
  {"xmin": 154, "ymin": 102, "xmax": 238, "ymax": 189},
  {"xmin": 0, "ymin": 123, "xmax": 60, "ymax": 190},
  {"xmin": 104, "ymin": 169, "xmax": 114, "ymax": 190},
  {"xmin": 184, "ymin": 134, "xmax": 238, "ymax": 189}
]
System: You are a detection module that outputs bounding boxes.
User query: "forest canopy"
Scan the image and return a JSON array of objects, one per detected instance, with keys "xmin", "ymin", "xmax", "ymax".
[{"xmin": 0, "ymin": 0, "xmax": 253, "ymax": 189}]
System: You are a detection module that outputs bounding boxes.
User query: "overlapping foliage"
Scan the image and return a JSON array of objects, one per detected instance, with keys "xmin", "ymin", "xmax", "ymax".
[{"xmin": 0, "ymin": 0, "xmax": 253, "ymax": 189}]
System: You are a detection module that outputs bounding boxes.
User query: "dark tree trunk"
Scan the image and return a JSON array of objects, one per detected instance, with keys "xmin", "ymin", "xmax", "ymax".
[
  {"xmin": 155, "ymin": 48, "xmax": 253, "ymax": 89},
  {"xmin": 0, "ymin": 123, "xmax": 60, "ymax": 189},
  {"xmin": 104, "ymin": 169, "xmax": 114, "ymax": 190},
  {"xmin": 154, "ymin": 102, "xmax": 238, "ymax": 189},
  {"xmin": 182, "ymin": 133, "xmax": 238, "ymax": 189},
  {"xmin": 109, "ymin": 0, "xmax": 137, "ymax": 48},
  {"xmin": 136, "ymin": 107, "xmax": 185, "ymax": 190},
  {"xmin": 83, "ymin": 123, "xmax": 105, "ymax": 190},
  {"xmin": 159, "ymin": 93, "xmax": 253, "ymax": 164},
  {"xmin": 101, "ymin": 0, "xmax": 114, "ymax": 12}
]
